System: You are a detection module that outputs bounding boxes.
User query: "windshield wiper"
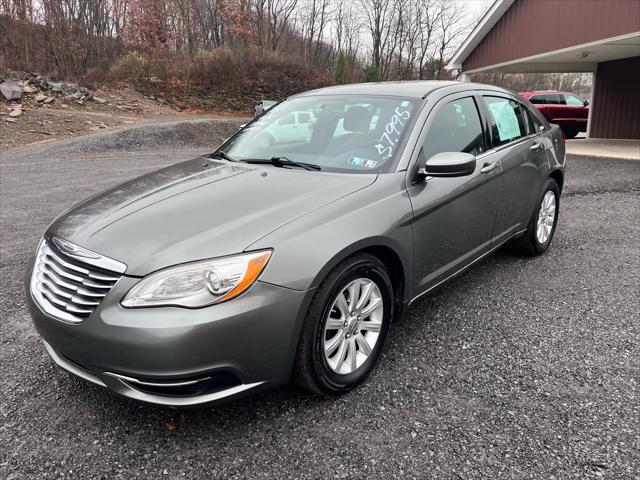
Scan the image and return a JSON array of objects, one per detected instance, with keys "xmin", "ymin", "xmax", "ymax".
[
  {"xmin": 241, "ymin": 157, "xmax": 322, "ymax": 171},
  {"xmin": 210, "ymin": 151, "xmax": 238, "ymax": 162}
]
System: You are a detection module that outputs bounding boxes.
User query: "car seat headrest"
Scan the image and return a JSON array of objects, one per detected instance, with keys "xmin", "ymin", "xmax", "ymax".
[{"xmin": 343, "ymin": 106, "xmax": 371, "ymax": 133}]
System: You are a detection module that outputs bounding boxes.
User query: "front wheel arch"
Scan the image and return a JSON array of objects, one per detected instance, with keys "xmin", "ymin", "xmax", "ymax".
[{"xmin": 308, "ymin": 239, "xmax": 410, "ymax": 317}]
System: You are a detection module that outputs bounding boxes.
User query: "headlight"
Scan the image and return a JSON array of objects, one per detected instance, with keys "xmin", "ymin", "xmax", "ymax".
[{"xmin": 121, "ymin": 250, "xmax": 272, "ymax": 308}]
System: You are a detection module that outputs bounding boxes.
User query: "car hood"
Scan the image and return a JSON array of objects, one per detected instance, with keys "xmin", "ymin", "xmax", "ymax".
[{"xmin": 48, "ymin": 158, "xmax": 376, "ymax": 276}]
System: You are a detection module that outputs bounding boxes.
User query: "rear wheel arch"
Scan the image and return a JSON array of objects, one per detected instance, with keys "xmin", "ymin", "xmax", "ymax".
[{"xmin": 549, "ymin": 169, "xmax": 564, "ymax": 193}]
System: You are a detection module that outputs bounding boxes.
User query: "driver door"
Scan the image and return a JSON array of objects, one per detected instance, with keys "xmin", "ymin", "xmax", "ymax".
[
  {"xmin": 274, "ymin": 113, "xmax": 298, "ymax": 142},
  {"xmin": 407, "ymin": 94, "xmax": 500, "ymax": 296},
  {"xmin": 562, "ymin": 93, "xmax": 589, "ymax": 131}
]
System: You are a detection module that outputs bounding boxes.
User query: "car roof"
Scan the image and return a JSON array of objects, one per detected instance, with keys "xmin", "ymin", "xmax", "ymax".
[
  {"xmin": 520, "ymin": 90, "xmax": 577, "ymax": 96},
  {"xmin": 294, "ymin": 80, "xmax": 513, "ymax": 99}
]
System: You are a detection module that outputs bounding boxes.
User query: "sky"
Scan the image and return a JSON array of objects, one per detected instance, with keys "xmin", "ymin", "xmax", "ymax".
[{"xmin": 461, "ymin": 0, "xmax": 494, "ymax": 18}]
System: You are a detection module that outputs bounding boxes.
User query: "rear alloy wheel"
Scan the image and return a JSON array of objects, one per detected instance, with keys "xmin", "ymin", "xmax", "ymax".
[
  {"xmin": 293, "ymin": 254, "xmax": 393, "ymax": 395},
  {"xmin": 536, "ymin": 191, "xmax": 556, "ymax": 245},
  {"xmin": 513, "ymin": 177, "xmax": 560, "ymax": 256}
]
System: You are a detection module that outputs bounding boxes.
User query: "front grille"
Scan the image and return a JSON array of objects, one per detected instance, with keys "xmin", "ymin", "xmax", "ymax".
[{"xmin": 31, "ymin": 239, "xmax": 123, "ymax": 322}]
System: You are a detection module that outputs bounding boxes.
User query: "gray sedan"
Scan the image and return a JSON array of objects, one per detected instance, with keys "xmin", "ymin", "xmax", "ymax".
[{"xmin": 26, "ymin": 81, "xmax": 565, "ymax": 406}]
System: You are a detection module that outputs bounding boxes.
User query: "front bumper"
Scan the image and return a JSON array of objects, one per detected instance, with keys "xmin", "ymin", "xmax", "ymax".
[{"xmin": 27, "ymin": 273, "xmax": 313, "ymax": 407}]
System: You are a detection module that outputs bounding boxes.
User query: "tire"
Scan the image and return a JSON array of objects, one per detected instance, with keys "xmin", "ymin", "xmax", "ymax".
[
  {"xmin": 257, "ymin": 132, "xmax": 274, "ymax": 149},
  {"xmin": 512, "ymin": 177, "xmax": 560, "ymax": 256},
  {"xmin": 292, "ymin": 254, "xmax": 394, "ymax": 396},
  {"xmin": 563, "ymin": 128, "xmax": 579, "ymax": 139}
]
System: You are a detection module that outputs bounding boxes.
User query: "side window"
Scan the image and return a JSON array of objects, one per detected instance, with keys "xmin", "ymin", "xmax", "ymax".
[
  {"xmin": 278, "ymin": 113, "xmax": 295, "ymax": 125},
  {"xmin": 529, "ymin": 95, "xmax": 544, "ymax": 104},
  {"xmin": 298, "ymin": 112, "xmax": 312, "ymax": 123},
  {"xmin": 545, "ymin": 94, "xmax": 563, "ymax": 104},
  {"xmin": 422, "ymin": 97, "xmax": 485, "ymax": 160},
  {"xmin": 526, "ymin": 107, "xmax": 543, "ymax": 133},
  {"xmin": 520, "ymin": 103, "xmax": 532, "ymax": 134},
  {"xmin": 483, "ymin": 96, "xmax": 527, "ymax": 146},
  {"xmin": 564, "ymin": 94, "xmax": 584, "ymax": 106}
]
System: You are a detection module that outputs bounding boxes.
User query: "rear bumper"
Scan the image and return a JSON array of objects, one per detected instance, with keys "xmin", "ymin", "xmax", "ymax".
[{"xmin": 27, "ymin": 271, "xmax": 313, "ymax": 407}]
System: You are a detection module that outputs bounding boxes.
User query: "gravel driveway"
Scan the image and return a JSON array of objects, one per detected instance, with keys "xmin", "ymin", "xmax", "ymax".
[{"xmin": 1, "ymin": 128, "xmax": 638, "ymax": 479}]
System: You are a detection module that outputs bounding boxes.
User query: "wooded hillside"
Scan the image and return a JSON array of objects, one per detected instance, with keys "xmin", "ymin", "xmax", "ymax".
[{"xmin": 1, "ymin": 0, "xmax": 468, "ymax": 97}]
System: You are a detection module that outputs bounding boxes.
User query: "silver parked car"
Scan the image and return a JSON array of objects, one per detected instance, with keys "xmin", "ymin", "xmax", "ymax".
[
  {"xmin": 255, "ymin": 99, "xmax": 277, "ymax": 116},
  {"xmin": 26, "ymin": 81, "xmax": 565, "ymax": 406}
]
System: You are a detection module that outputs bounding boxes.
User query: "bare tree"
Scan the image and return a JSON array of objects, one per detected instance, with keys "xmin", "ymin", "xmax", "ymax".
[
  {"xmin": 299, "ymin": 0, "xmax": 332, "ymax": 65},
  {"xmin": 331, "ymin": 1, "xmax": 363, "ymax": 80},
  {"xmin": 271, "ymin": 0, "xmax": 297, "ymax": 49},
  {"xmin": 360, "ymin": 0, "xmax": 395, "ymax": 77},
  {"xmin": 434, "ymin": 0, "xmax": 466, "ymax": 79},
  {"xmin": 415, "ymin": 0, "xmax": 441, "ymax": 79}
]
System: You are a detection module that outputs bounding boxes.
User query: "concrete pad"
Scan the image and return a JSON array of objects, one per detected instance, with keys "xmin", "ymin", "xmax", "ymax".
[{"xmin": 566, "ymin": 138, "xmax": 640, "ymax": 160}]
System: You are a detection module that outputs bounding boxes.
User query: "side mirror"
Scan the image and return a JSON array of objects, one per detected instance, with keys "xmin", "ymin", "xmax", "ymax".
[
  {"xmin": 583, "ymin": 100, "xmax": 589, "ymax": 107},
  {"xmin": 415, "ymin": 150, "xmax": 476, "ymax": 181}
]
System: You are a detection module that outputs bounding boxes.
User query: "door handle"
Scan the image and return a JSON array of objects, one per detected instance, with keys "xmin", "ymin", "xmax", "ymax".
[
  {"xmin": 480, "ymin": 161, "xmax": 498, "ymax": 174},
  {"xmin": 530, "ymin": 143, "xmax": 543, "ymax": 151}
]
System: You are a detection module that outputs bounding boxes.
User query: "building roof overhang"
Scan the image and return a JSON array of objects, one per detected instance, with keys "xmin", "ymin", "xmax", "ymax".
[
  {"xmin": 461, "ymin": 32, "xmax": 640, "ymax": 74},
  {"xmin": 446, "ymin": 0, "xmax": 515, "ymax": 71},
  {"xmin": 447, "ymin": 0, "xmax": 640, "ymax": 74}
]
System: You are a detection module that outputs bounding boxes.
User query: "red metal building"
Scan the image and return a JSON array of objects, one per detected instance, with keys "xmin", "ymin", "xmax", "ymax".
[{"xmin": 447, "ymin": 0, "xmax": 640, "ymax": 139}]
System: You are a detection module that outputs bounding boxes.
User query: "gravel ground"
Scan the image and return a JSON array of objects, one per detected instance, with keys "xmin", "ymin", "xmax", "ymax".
[{"xmin": 1, "ymin": 128, "xmax": 638, "ymax": 480}]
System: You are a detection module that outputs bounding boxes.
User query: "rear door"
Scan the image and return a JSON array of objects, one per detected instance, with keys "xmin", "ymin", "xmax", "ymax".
[
  {"xmin": 562, "ymin": 93, "xmax": 589, "ymax": 131},
  {"xmin": 529, "ymin": 93, "xmax": 563, "ymax": 123},
  {"xmin": 407, "ymin": 93, "xmax": 500, "ymax": 294},
  {"xmin": 480, "ymin": 95, "xmax": 551, "ymax": 243}
]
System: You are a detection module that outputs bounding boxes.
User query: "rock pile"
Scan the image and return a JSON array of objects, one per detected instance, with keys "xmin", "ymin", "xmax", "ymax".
[
  {"xmin": 1, "ymin": 73, "xmax": 113, "ymax": 115},
  {"xmin": 0, "ymin": 80, "xmax": 23, "ymax": 100},
  {"xmin": 1, "ymin": 73, "xmax": 114, "ymax": 123}
]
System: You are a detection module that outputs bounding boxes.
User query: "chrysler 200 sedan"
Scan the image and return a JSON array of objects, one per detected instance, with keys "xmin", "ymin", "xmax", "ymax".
[{"xmin": 26, "ymin": 81, "xmax": 565, "ymax": 407}]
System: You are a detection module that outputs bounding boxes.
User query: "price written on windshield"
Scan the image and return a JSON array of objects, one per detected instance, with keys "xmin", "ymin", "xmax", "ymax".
[{"xmin": 374, "ymin": 107, "xmax": 411, "ymax": 159}]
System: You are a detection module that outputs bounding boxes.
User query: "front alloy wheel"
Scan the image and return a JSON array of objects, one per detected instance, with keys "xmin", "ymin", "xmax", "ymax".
[
  {"xmin": 323, "ymin": 278, "xmax": 384, "ymax": 375},
  {"xmin": 293, "ymin": 254, "xmax": 393, "ymax": 395}
]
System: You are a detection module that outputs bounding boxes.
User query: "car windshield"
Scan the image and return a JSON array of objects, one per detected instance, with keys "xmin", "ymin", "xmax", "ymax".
[{"xmin": 220, "ymin": 95, "xmax": 419, "ymax": 173}]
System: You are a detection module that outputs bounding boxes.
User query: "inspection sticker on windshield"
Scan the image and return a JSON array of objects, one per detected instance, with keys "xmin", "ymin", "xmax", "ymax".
[{"xmin": 348, "ymin": 157, "xmax": 378, "ymax": 169}]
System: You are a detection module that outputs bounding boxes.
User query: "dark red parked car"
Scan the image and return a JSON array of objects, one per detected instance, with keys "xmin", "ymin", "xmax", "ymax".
[{"xmin": 519, "ymin": 91, "xmax": 589, "ymax": 138}]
